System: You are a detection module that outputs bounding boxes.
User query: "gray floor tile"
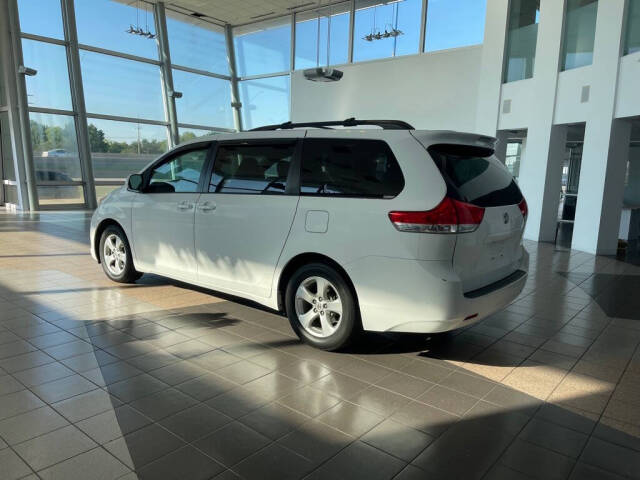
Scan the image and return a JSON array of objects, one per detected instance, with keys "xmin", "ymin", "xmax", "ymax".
[
  {"xmin": 519, "ymin": 417, "xmax": 589, "ymax": 458},
  {"xmin": 128, "ymin": 387, "xmax": 198, "ymax": 421},
  {"xmin": 0, "ymin": 405, "xmax": 68, "ymax": 445},
  {"xmin": 305, "ymin": 440, "xmax": 405, "ymax": 480},
  {"xmin": 418, "ymin": 385, "xmax": 480, "ymax": 416},
  {"xmin": 52, "ymin": 388, "xmax": 122, "ymax": 423},
  {"xmin": 76, "ymin": 404, "xmax": 152, "ymax": 445},
  {"xmin": 13, "ymin": 424, "xmax": 96, "ymax": 471},
  {"xmin": 12, "ymin": 362, "xmax": 74, "ymax": 388},
  {"xmin": 136, "ymin": 445, "xmax": 225, "ymax": 480},
  {"xmin": 105, "ymin": 373, "xmax": 170, "ymax": 403},
  {"xmin": 193, "ymin": 421, "xmax": 270, "ymax": 467},
  {"xmin": 30, "ymin": 374, "xmax": 97, "ymax": 404},
  {"xmin": 0, "ymin": 350, "xmax": 55, "ymax": 373},
  {"xmin": 233, "ymin": 443, "xmax": 314, "ymax": 480},
  {"xmin": 361, "ymin": 419, "xmax": 434, "ymax": 462},
  {"xmin": 499, "ymin": 438, "xmax": 575, "ymax": 480},
  {"xmin": 317, "ymin": 401, "xmax": 384, "ymax": 437},
  {"xmin": 104, "ymin": 423, "xmax": 184, "ymax": 470},
  {"xmin": 277, "ymin": 385, "xmax": 341, "ymax": 418},
  {"xmin": 0, "ymin": 374, "xmax": 24, "ymax": 396},
  {"xmin": 37, "ymin": 447, "xmax": 131, "ymax": 480},
  {"xmin": 159, "ymin": 403, "xmax": 231, "ymax": 442},
  {"xmin": 0, "ymin": 339, "xmax": 36, "ymax": 359},
  {"xmin": 0, "ymin": 447, "xmax": 33, "ymax": 480},
  {"xmin": 0, "ymin": 389, "xmax": 45, "ymax": 421},
  {"xmin": 278, "ymin": 419, "xmax": 354, "ymax": 465},
  {"xmin": 174, "ymin": 372, "xmax": 237, "ymax": 401},
  {"xmin": 580, "ymin": 437, "xmax": 640, "ymax": 479},
  {"xmin": 239, "ymin": 402, "xmax": 309, "ymax": 440}
]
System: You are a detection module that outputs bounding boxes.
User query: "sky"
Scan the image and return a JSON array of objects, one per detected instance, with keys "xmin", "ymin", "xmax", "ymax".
[{"xmin": 17, "ymin": 0, "xmax": 488, "ymax": 138}]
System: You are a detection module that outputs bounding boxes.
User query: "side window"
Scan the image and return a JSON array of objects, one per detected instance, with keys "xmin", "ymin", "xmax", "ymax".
[
  {"xmin": 209, "ymin": 143, "xmax": 295, "ymax": 194},
  {"xmin": 148, "ymin": 148, "xmax": 209, "ymax": 193},
  {"xmin": 300, "ymin": 139, "xmax": 404, "ymax": 198}
]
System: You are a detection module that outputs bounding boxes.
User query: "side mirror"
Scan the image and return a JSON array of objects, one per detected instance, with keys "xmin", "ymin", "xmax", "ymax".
[{"xmin": 128, "ymin": 174, "xmax": 143, "ymax": 192}]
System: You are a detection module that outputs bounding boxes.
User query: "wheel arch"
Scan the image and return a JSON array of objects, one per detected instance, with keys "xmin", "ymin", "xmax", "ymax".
[
  {"xmin": 276, "ymin": 252, "xmax": 360, "ymax": 315},
  {"xmin": 94, "ymin": 218, "xmax": 125, "ymax": 264}
]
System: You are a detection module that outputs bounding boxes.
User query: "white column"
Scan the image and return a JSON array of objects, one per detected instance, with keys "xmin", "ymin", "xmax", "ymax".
[
  {"xmin": 572, "ymin": 0, "xmax": 628, "ymax": 255},
  {"xmin": 494, "ymin": 130, "xmax": 510, "ymax": 164},
  {"xmin": 515, "ymin": 0, "xmax": 566, "ymax": 242},
  {"xmin": 474, "ymin": 0, "xmax": 509, "ymax": 136}
]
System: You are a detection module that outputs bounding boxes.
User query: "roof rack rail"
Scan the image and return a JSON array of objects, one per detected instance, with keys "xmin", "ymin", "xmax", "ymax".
[{"xmin": 250, "ymin": 117, "xmax": 415, "ymax": 131}]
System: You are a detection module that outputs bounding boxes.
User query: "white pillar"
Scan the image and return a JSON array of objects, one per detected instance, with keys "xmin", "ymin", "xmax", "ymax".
[
  {"xmin": 494, "ymin": 130, "xmax": 510, "ymax": 164},
  {"xmin": 515, "ymin": 0, "xmax": 566, "ymax": 242},
  {"xmin": 572, "ymin": 0, "xmax": 628, "ymax": 255},
  {"xmin": 474, "ymin": 0, "xmax": 509, "ymax": 136}
]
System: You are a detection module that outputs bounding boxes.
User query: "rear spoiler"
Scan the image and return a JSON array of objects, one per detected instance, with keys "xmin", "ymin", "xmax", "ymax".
[{"xmin": 410, "ymin": 130, "xmax": 497, "ymax": 151}]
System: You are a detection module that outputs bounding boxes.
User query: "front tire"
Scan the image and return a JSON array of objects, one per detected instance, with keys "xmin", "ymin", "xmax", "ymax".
[
  {"xmin": 99, "ymin": 225, "xmax": 142, "ymax": 283},
  {"xmin": 285, "ymin": 263, "xmax": 358, "ymax": 351}
]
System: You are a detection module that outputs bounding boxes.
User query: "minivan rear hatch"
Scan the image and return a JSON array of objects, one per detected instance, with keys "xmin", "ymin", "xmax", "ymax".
[{"xmin": 427, "ymin": 143, "xmax": 526, "ymax": 293}]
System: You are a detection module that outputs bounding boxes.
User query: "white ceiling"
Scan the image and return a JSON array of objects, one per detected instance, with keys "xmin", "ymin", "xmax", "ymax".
[{"xmin": 162, "ymin": 0, "xmax": 333, "ymax": 26}]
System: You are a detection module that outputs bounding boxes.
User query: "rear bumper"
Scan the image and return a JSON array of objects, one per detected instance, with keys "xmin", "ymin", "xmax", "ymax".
[{"xmin": 346, "ymin": 249, "xmax": 529, "ymax": 333}]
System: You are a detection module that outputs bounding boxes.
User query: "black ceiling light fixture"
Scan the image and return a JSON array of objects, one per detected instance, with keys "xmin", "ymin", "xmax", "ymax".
[{"xmin": 303, "ymin": 2, "xmax": 343, "ymax": 82}]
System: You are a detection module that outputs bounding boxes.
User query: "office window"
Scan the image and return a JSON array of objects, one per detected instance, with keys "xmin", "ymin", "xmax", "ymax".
[
  {"xmin": 504, "ymin": 0, "xmax": 540, "ymax": 82},
  {"xmin": 166, "ymin": 11, "xmax": 228, "ymax": 74},
  {"xmin": 353, "ymin": 0, "xmax": 421, "ymax": 62},
  {"xmin": 295, "ymin": 3, "xmax": 350, "ymax": 69},
  {"xmin": 240, "ymin": 76, "xmax": 290, "ymax": 130},
  {"xmin": 301, "ymin": 139, "xmax": 404, "ymax": 197},
  {"xmin": 172, "ymin": 70, "xmax": 233, "ymax": 129},
  {"xmin": 17, "ymin": 0, "xmax": 63, "ymax": 39},
  {"xmin": 75, "ymin": 0, "xmax": 158, "ymax": 59},
  {"xmin": 21, "ymin": 39, "xmax": 72, "ymax": 111},
  {"xmin": 87, "ymin": 118, "xmax": 168, "ymax": 181},
  {"xmin": 29, "ymin": 112, "xmax": 82, "ymax": 184},
  {"xmin": 149, "ymin": 148, "xmax": 209, "ymax": 193},
  {"xmin": 80, "ymin": 51, "xmax": 164, "ymax": 121},
  {"xmin": 625, "ymin": 0, "xmax": 640, "ymax": 55},
  {"xmin": 562, "ymin": 0, "xmax": 598, "ymax": 70},
  {"xmin": 425, "ymin": 0, "xmax": 487, "ymax": 52},
  {"xmin": 234, "ymin": 17, "xmax": 291, "ymax": 77},
  {"xmin": 209, "ymin": 143, "xmax": 295, "ymax": 194}
]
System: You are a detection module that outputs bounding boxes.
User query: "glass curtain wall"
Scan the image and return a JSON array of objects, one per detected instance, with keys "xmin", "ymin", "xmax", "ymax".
[
  {"xmin": 295, "ymin": 2, "xmax": 350, "ymax": 69},
  {"xmin": 18, "ymin": 0, "xmax": 85, "ymax": 206},
  {"xmin": 424, "ymin": 0, "xmax": 487, "ymax": 52},
  {"xmin": 234, "ymin": 17, "xmax": 292, "ymax": 130},
  {"xmin": 625, "ymin": 0, "xmax": 640, "ymax": 55},
  {"xmin": 166, "ymin": 10, "xmax": 234, "ymax": 140},
  {"xmin": 561, "ymin": 0, "xmax": 598, "ymax": 71},
  {"xmin": 74, "ymin": 0, "xmax": 169, "ymax": 201},
  {"xmin": 503, "ymin": 0, "xmax": 540, "ymax": 82}
]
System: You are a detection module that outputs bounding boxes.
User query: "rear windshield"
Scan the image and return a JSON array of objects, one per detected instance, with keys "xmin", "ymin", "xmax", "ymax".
[{"xmin": 428, "ymin": 144, "xmax": 522, "ymax": 207}]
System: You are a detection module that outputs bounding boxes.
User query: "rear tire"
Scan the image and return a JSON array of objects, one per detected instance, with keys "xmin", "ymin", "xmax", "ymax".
[
  {"xmin": 99, "ymin": 225, "xmax": 142, "ymax": 283},
  {"xmin": 285, "ymin": 263, "xmax": 358, "ymax": 351}
]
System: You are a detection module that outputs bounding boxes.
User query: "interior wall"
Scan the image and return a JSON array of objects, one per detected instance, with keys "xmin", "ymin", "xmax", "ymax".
[{"xmin": 290, "ymin": 46, "xmax": 483, "ymax": 132}]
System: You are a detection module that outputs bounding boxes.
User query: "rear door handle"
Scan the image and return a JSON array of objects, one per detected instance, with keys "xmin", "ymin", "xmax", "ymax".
[
  {"xmin": 198, "ymin": 201, "xmax": 216, "ymax": 212},
  {"xmin": 177, "ymin": 201, "xmax": 194, "ymax": 210}
]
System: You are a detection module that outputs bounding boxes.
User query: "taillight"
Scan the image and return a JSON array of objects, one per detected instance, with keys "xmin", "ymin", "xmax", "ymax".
[
  {"xmin": 389, "ymin": 197, "xmax": 484, "ymax": 234},
  {"xmin": 518, "ymin": 198, "xmax": 528, "ymax": 219}
]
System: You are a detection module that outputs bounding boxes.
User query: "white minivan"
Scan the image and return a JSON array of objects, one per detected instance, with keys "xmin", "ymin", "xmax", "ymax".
[{"xmin": 90, "ymin": 119, "xmax": 528, "ymax": 350}]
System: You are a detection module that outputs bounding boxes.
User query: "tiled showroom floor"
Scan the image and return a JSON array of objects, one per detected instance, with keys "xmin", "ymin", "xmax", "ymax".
[{"xmin": 0, "ymin": 211, "xmax": 639, "ymax": 480}]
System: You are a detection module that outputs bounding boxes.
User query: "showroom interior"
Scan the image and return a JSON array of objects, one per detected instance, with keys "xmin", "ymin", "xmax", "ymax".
[{"xmin": 1, "ymin": 0, "xmax": 640, "ymax": 479}]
